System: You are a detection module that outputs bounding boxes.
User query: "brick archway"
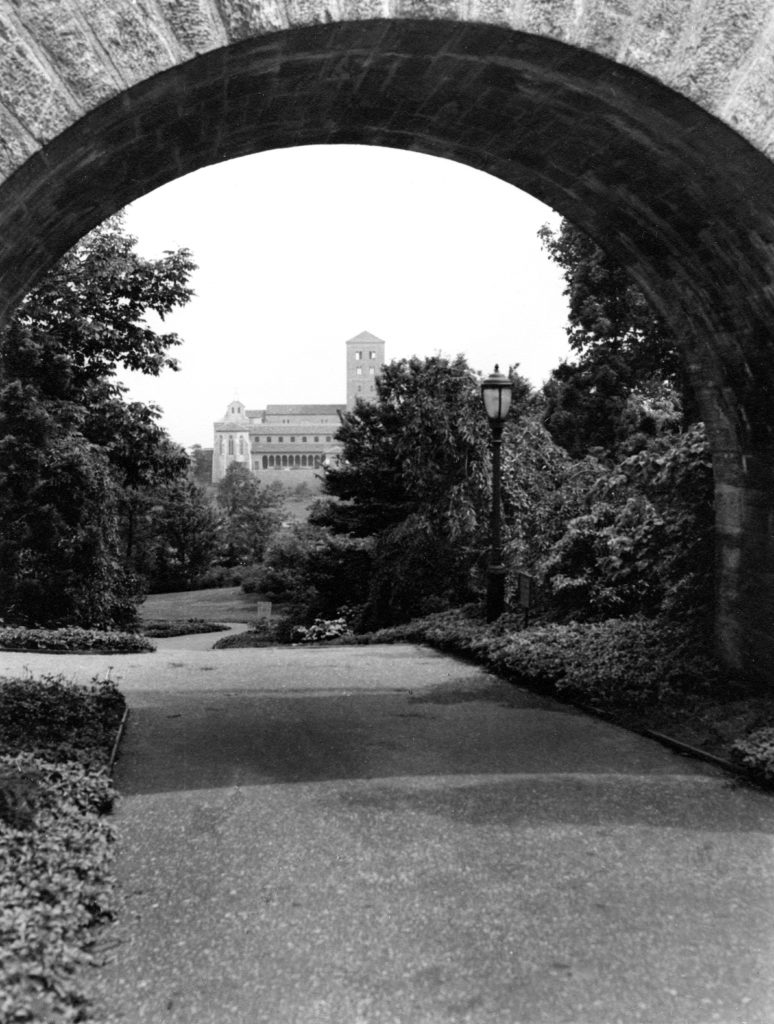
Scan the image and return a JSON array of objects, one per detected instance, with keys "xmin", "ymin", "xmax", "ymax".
[{"xmin": 3, "ymin": 18, "xmax": 774, "ymax": 675}]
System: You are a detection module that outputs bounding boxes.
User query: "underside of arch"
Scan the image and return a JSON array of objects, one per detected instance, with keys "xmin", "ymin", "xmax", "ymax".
[{"xmin": 1, "ymin": 20, "xmax": 774, "ymax": 675}]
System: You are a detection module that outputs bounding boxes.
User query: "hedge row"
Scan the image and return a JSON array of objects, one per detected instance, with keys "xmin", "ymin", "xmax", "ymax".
[
  {"xmin": 0, "ymin": 626, "xmax": 155, "ymax": 654},
  {"xmin": 141, "ymin": 618, "xmax": 229, "ymax": 638},
  {"xmin": 1, "ymin": 674, "xmax": 126, "ymax": 1022}
]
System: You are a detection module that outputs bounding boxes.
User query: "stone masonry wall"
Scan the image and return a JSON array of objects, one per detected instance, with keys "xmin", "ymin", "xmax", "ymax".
[
  {"xmin": 1, "ymin": 0, "xmax": 774, "ymax": 188},
  {"xmin": 2, "ymin": 4, "xmax": 774, "ymax": 676}
]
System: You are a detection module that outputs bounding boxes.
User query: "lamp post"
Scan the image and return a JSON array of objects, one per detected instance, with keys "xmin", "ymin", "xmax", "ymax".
[{"xmin": 481, "ymin": 365, "xmax": 513, "ymax": 622}]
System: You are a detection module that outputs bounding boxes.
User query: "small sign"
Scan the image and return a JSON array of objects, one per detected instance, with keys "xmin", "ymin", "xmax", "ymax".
[{"xmin": 255, "ymin": 601, "xmax": 272, "ymax": 620}]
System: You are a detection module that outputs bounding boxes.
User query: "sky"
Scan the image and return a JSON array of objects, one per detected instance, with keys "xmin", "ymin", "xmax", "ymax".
[{"xmin": 120, "ymin": 144, "xmax": 570, "ymax": 450}]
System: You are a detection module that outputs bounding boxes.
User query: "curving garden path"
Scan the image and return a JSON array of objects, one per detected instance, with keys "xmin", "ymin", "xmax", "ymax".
[{"xmin": 3, "ymin": 641, "xmax": 774, "ymax": 1022}]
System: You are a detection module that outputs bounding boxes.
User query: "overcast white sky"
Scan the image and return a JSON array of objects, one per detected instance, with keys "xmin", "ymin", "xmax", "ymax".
[{"xmin": 120, "ymin": 144, "xmax": 570, "ymax": 449}]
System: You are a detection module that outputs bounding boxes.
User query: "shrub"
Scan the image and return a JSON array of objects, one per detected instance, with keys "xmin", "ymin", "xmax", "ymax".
[
  {"xmin": 291, "ymin": 616, "xmax": 353, "ymax": 643},
  {"xmin": 538, "ymin": 425, "xmax": 714, "ymax": 622},
  {"xmin": 0, "ymin": 625, "xmax": 155, "ymax": 654},
  {"xmin": 730, "ymin": 728, "xmax": 774, "ymax": 785},
  {"xmin": 358, "ymin": 517, "xmax": 477, "ymax": 631},
  {"xmin": 212, "ymin": 620, "xmax": 282, "ymax": 649},
  {"xmin": 195, "ymin": 564, "xmax": 247, "ymax": 589}
]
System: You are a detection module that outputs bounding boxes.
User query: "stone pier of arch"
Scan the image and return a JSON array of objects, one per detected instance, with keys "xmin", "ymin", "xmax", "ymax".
[{"xmin": 2, "ymin": 1, "xmax": 774, "ymax": 677}]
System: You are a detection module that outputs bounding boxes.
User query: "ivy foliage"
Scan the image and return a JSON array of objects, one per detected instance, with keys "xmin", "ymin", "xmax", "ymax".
[
  {"xmin": 364, "ymin": 607, "xmax": 720, "ymax": 713},
  {"xmin": 0, "ymin": 674, "xmax": 126, "ymax": 1021}
]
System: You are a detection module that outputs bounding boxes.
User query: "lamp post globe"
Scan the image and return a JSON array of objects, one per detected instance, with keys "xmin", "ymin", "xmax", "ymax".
[
  {"xmin": 481, "ymin": 365, "xmax": 512, "ymax": 622},
  {"xmin": 481, "ymin": 364, "xmax": 513, "ymax": 424}
]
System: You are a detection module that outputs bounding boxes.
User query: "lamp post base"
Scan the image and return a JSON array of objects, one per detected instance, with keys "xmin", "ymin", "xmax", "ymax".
[{"xmin": 486, "ymin": 565, "xmax": 506, "ymax": 622}]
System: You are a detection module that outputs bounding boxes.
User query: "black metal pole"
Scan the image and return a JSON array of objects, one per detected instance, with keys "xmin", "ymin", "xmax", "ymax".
[{"xmin": 486, "ymin": 419, "xmax": 506, "ymax": 622}]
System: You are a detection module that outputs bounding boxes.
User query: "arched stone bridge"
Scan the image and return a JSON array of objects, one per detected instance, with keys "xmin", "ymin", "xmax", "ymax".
[{"xmin": 2, "ymin": 1, "xmax": 774, "ymax": 677}]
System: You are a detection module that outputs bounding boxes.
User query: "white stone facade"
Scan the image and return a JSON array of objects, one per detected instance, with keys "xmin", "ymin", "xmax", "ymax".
[{"xmin": 212, "ymin": 332, "xmax": 385, "ymax": 484}]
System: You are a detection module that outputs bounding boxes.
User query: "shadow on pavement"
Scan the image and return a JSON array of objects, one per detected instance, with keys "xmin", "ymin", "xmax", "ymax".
[{"xmin": 112, "ymin": 684, "xmax": 774, "ymax": 836}]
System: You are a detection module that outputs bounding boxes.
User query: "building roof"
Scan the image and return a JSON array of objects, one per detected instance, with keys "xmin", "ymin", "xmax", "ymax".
[
  {"xmin": 214, "ymin": 421, "xmax": 251, "ymax": 431},
  {"xmin": 264, "ymin": 404, "xmax": 343, "ymax": 416},
  {"xmin": 345, "ymin": 330, "xmax": 386, "ymax": 346}
]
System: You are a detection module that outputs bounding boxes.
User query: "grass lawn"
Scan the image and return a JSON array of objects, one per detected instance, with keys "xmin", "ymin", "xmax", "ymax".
[{"xmin": 140, "ymin": 587, "xmax": 262, "ymax": 624}]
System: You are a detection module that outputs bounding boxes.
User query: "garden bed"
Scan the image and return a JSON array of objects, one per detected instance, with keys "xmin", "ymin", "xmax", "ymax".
[
  {"xmin": 0, "ymin": 673, "xmax": 126, "ymax": 1022},
  {"xmin": 0, "ymin": 626, "xmax": 155, "ymax": 654}
]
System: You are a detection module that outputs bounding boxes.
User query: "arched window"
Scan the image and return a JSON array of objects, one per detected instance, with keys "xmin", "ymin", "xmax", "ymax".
[
  {"xmin": 295, "ymin": 455, "xmax": 301, "ymax": 466},
  {"xmin": 218, "ymin": 436, "xmax": 223, "ymax": 455},
  {"xmin": 228, "ymin": 436, "xmax": 234, "ymax": 455},
  {"xmin": 262, "ymin": 456, "xmax": 268, "ymax": 469},
  {"xmin": 282, "ymin": 455, "xmax": 288, "ymax": 467},
  {"xmin": 238, "ymin": 437, "xmax": 244, "ymax": 455}
]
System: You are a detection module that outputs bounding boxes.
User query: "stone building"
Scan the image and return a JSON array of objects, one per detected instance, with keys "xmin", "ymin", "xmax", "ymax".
[{"xmin": 212, "ymin": 331, "xmax": 385, "ymax": 484}]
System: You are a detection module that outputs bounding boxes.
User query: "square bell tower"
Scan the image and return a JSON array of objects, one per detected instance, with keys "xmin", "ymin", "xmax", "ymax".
[{"xmin": 346, "ymin": 330, "xmax": 385, "ymax": 410}]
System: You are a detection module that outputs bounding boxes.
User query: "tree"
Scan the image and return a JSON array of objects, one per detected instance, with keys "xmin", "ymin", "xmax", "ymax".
[
  {"xmin": 0, "ymin": 363, "xmax": 137, "ymax": 627},
  {"xmin": 216, "ymin": 462, "xmax": 284, "ymax": 566},
  {"xmin": 315, "ymin": 355, "xmax": 533, "ymax": 626},
  {"xmin": 322, "ymin": 355, "xmax": 530, "ymax": 533},
  {"xmin": 538, "ymin": 219, "xmax": 693, "ymax": 457},
  {"xmin": 0, "ymin": 215, "xmax": 196, "ymax": 626},
  {"xmin": 140, "ymin": 476, "xmax": 220, "ymax": 592}
]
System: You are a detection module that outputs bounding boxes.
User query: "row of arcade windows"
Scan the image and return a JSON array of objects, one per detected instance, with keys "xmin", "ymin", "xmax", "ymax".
[{"xmin": 262, "ymin": 454, "xmax": 322, "ymax": 469}]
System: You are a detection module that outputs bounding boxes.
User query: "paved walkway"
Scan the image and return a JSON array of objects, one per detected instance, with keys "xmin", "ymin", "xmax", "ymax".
[{"xmin": 4, "ymin": 641, "xmax": 774, "ymax": 1023}]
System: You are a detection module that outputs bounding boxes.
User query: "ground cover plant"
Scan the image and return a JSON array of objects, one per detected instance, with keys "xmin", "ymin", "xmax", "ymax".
[
  {"xmin": 0, "ymin": 673, "xmax": 126, "ymax": 1021},
  {"xmin": 0, "ymin": 626, "xmax": 155, "ymax": 654},
  {"xmin": 360, "ymin": 607, "xmax": 774, "ymax": 780},
  {"xmin": 140, "ymin": 618, "xmax": 228, "ymax": 638}
]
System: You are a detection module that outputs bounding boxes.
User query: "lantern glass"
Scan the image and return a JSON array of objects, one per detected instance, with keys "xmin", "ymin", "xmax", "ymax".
[{"xmin": 481, "ymin": 366, "xmax": 513, "ymax": 422}]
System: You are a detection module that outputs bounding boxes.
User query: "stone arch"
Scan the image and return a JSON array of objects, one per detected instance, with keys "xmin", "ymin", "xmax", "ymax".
[{"xmin": 3, "ymin": 15, "xmax": 774, "ymax": 673}]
